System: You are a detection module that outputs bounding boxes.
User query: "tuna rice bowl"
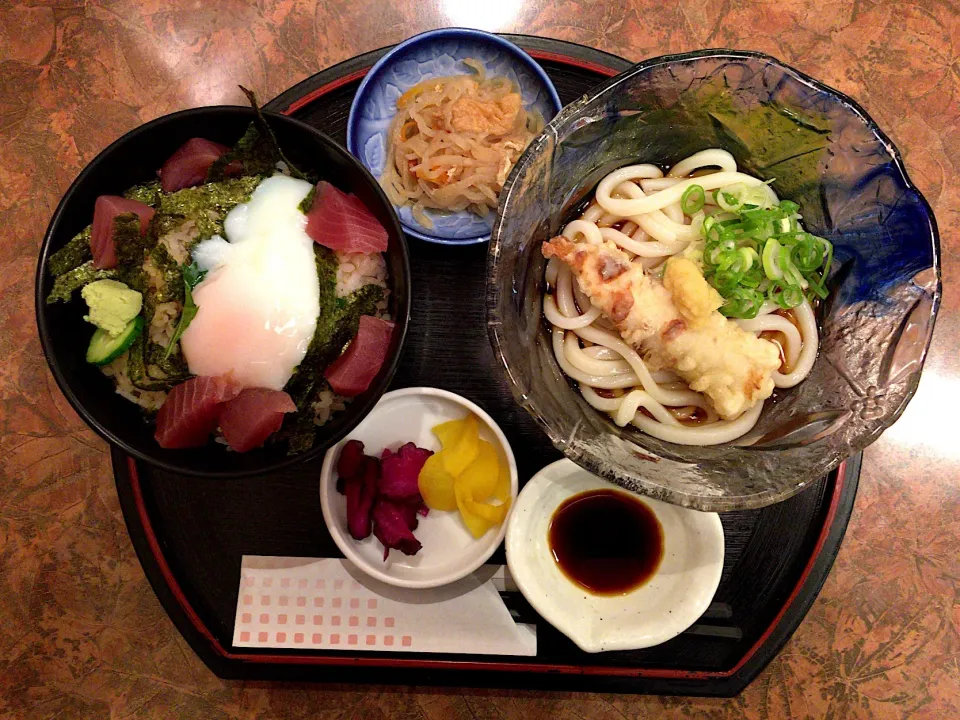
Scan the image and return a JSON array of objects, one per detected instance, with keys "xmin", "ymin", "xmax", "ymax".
[{"xmin": 43, "ymin": 100, "xmax": 401, "ymax": 455}]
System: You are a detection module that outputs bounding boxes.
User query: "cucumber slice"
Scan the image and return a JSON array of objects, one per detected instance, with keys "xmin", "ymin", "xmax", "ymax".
[{"xmin": 86, "ymin": 315, "xmax": 143, "ymax": 366}]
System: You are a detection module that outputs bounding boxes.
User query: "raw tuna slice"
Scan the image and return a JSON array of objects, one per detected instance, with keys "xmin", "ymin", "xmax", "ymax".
[
  {"xmin": 91, "ymin": 196, "xmax": 155, "ymax": 269},
  {"xmin": 323, "ymin": 315, "xmax": 395, "ymax": 397},
  {"xmin": 158, "ymin": 138, "xmax": 233, "ymax": 192},
  {"xmin": 305, "ymin": 181, "xmax": 389, "ymax": 253},
  {"xmin": 218, "ymin": 388, "xmax": 296, "ymax": 452},
  {"xmin": 154, "ymin": 375, "xmax": 242, "ymax": 449}
]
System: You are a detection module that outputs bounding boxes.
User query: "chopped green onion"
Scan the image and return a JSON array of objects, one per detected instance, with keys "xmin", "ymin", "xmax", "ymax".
[
  {"xmin": 762, "ymin": 239, "xmax": 783, "ymax": 280},
  {"xmin": 783, "ymin": 246, "xmax": 809, "ymax": 289},
  {"xmin": 696, "ymin": 188, "xmax": 833, "ymax": 312},
  {"xmin": 807, "ymin": 278, "xmax": 829, "ymax": 300},
  {"xmin": 717, "ymin": 190, "xmax": 742, "ymax": 212},
  {"xmin": 719, "ymin": 287, "xmax": 764, "ymax": 319},
  {"xmin": 820, "ymin": 238, "xmax": 833, "ymax": 281},
  {"xmin": 772, "ymin": 284, "xmax": 805, "ymax": 309},
  {"xmin": 791, "ymin": 235, "xmax": 825, "ymax": 272},
  {"xmin": 680, "ymin": 184, "xmax": 706, "ymax": 214},
  {"xmin": 713, "ymin": 268, "xmax": 742, "ymax": 292},
  {"xmin": 705, "ymin": 222, "xmax": 723, "ymax": 243},
  {"xmin": 741, "ymin": 264, "xmax": 764, "ymax": 289}
]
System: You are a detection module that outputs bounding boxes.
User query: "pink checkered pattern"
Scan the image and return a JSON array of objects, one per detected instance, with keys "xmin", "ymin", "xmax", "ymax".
[{"xmin": 235, "ymin": 571, "xmax": 413, "ymax": 651}]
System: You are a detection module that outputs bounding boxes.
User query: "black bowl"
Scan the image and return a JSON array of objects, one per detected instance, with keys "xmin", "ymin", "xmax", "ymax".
[{"xmin": 35, "ymin": 106, "xmax": 411, "ymax": 478}]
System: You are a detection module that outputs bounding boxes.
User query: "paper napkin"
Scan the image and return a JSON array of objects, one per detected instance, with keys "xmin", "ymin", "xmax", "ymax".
[{"xmin": 233, "ymin": 556, "xmax": 536, "ymax": 656}]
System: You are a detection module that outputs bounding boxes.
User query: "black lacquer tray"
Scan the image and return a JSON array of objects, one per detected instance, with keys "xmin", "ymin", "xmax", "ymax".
[{"xmin": 112, "ymin": 36, "xmax": 861, "ymax": 696}]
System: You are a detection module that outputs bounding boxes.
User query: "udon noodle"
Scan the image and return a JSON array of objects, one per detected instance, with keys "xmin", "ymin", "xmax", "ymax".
[
  {"xmin": 380, "ymin": 59, "xmax": 544, "ymax": 228},
  {"xmin": 543, "ymin": 149, "xmax": 820, "ymax": 446}
]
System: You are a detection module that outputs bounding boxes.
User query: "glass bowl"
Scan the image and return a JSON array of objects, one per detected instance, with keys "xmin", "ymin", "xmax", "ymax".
[{"xmin": 487, "ymin": 50, "xmax": 941, "ymax": 511}]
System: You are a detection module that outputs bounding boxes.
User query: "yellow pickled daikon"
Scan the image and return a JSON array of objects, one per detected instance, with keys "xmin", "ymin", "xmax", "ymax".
[
  {"xmin": 417, "ymin": 413, "xmax": 512, "ymax": 537},
  {"xmin": 454, "ymin": 479, "xmax": 493, "ymax": 538},
  {"xmin": 439, "ymin": 415, "xmax": 480, "ymax": 476},
  {"xmin": 418, "ymin": 454, "xmax": 459, "ymax": 511},
  {"xmin": 457, "ymin": 440, "xmax": 499, "ymax": 500}
]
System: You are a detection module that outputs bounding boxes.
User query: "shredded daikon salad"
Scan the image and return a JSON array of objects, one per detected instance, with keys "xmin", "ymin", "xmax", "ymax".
[{"xmin": 380, "ymin": 58, "xmax": 544, "ymax": 228}]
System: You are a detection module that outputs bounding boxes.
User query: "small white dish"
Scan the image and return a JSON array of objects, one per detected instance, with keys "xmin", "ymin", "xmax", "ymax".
[
  {"xmin": 320, "ymin": 387, "xmax": 518, "ymax": 589},
  {"xmin": 505, "ymin": 459, "xmax": 724, "ymax": 653}
]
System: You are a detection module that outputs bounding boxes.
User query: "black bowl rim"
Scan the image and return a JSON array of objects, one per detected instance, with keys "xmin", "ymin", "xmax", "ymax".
[
  {"xmin": 486, "ymin": 48, "xmax": 942, "ymax": 510},
  {"xmin": 35, "ymin": 105, "xmax": 412, "ymax": 480}
]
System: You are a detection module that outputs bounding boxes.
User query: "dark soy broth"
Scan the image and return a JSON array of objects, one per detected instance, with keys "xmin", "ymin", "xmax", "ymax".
[{"xmin": 548, "ymin": 489, "xmax": 664, "ymax": 596}]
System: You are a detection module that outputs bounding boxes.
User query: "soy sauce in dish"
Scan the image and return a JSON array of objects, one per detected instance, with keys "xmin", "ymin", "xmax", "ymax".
[{"xmin": 548, "ymin": 489, "xmax": 663, "ymax": 596}]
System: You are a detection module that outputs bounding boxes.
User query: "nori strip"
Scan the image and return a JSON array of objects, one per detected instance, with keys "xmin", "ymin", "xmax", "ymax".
[
  {"xmin": 284, "ymin": 246, "xmax": 339, "ymax": 409},
  {"xmin": 147, "ymin": 244, "xmax": 184, "ymax": 304},
  {"xmin": 111, "ymin": 214, "xmax": 181, "ymax": 382},
  {"xmin": 146, "ymin": 341, "xmax": 189, "ymax": 380},
  {"xmin": 319, "ymin": 284, "xmax": 383, "ymax": 367},
  {"xmin": 286, "ymin": 392, "xmax": 324, "ymax": 456},
  {"xmin": 298, "ymin": 183, "xmax": 317, "ymax": 214},
  {"xmin": 285, "ymin": 281, "xmax": 384, "ymax": 455},
  {"xmin": 157, "ymin": 175, "xmax": 262, "ymax": 240},
  {"xmin": 207, "ymin": 87, "xmax": 307, "ymax": 181},
  {"xmin": 124, "ymin": 181, "xmax": 162, "ymax": 208},
  {"xmin": 48, "ymin": 226, "xmax": 92, "ymax": 277},
  {"xmin": 46, "ymin": 261, "xmax": 117, "ymax": 304},
  {"xmin": 125, "ymin": 333, "xmax": 163, "ymax": 390},
  {"xmin": 207, "ymin": 124, "xmax": 274, "ymax": 180},
  {"xmin": 111, "ymin": 213, "xmax": 152, "ymax": 294},
  {"xmin": 240, "ymin": 86, "xmax": 307, "ymax": 180},
  {"xmin": 113, "ymin": 214, "xmax": 152, "ymax": 271},
  {"xmin": 126, "ymin": 332, "xmax": 185, "ymax": 392}
]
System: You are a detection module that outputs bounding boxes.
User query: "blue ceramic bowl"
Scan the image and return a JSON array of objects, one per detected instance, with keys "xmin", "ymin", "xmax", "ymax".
[
  {"xmin": 487, "ymin": 50, "xmax": 941, "ymax": 511},
  {"xmin": 347, "ymin": 28, "xmax": 562, "ymax": 245}
]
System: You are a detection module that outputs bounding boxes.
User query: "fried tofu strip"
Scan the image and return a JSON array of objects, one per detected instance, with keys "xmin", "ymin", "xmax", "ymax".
[{"xmin": 542, "ymin": 237, "xmax": 781, "ymax": 419}]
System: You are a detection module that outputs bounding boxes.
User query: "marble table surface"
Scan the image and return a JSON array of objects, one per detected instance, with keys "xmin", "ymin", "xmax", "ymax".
[{"xmin": 1, "ymin": 1, "xmax": 957, "ymax": 717}]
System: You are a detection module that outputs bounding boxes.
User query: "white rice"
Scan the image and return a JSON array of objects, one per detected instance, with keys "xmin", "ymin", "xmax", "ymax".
[
  {"xmin": 312, "ymin": 387, "xmax": 349, "ymax": 426},
  {"xmin": 160, "ymin": 219, "xmax": 198, "ymax": 264},
  {"xmin": 335, "ymin": 251, "xmax": 388, "ymax": 297},
  {"xmin": 101, "ymin": 353, "xmax": 167, "ymax": 411},
  {"xmin": 150, "ymin": 302, "xmax": 179, "ymax": 346}
]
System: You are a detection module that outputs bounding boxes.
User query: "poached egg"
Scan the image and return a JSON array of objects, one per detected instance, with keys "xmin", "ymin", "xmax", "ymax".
[{"xmin": 181, "ymin": 175, "xmax": 319, "ymax": 390}]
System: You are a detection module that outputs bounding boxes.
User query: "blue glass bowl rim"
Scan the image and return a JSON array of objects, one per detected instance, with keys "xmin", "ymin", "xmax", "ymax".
[
  {"xmin": 346, "ymin": 27, "xmax": 563, "ymax": 246},
  {"xmin": 486, "ymin": 48, "xmax": 942, "ymax": 507}
]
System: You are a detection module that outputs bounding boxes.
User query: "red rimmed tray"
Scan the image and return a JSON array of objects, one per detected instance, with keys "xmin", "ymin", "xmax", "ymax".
[{"xmin": 111, "ymin": 36, "xmax": 861, "ymax": 696}]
